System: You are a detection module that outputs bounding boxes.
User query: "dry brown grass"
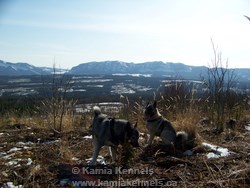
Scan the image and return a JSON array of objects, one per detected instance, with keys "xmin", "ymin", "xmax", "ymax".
[
  {"xmin": 0, "ymin": 113, "xmax": 249, "ymax": 187},
  {"xmin": 1, "ymin": 99, "xmax": 249, "ymax": 187},
  {"xmin": 173, "ymin": 108, "xmax": 203, "ymax": 145},
  {"xmin": 0, "ymin": 112, "xmax": 88, "ymax": 135}
]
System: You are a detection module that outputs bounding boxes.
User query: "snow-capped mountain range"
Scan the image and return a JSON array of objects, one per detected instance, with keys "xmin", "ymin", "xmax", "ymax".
[
  {"xmin": 0, "ymin": 60, "xmax": 249, "ymax": 81},
  {"xmin": 0, "ymin": 60, "xmax": 66, "ymax": 76},
  {"xmin": 68, "ymin": 61, "xmax": 207, "ymax": 79}
]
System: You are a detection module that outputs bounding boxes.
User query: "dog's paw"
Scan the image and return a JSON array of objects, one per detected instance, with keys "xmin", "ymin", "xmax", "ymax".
[{"xmin": 87, "ymin": 160, "xmax": 94, "ymax": 166}]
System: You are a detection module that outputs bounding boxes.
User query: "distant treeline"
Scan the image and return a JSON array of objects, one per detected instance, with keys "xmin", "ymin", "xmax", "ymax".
[
  {"xmin": 0, "ymin": 93, "xmax": 151, "ymax": 116},
  {"xmin": 0, "ymin": 74, "xmax": 250, "ymax": 117}
]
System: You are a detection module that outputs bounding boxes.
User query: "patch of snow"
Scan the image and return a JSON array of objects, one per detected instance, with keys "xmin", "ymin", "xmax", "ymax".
[
  {"xmin": 5, "ymin": 158, "xmax": 22, "ymax": 166},
  {"xmin": 83, "ymin": 135, "xmax": 92, "ymax": 140},
  {"xmin": 23, "ymin": 146, "xmax": 30, "ymax": 150},
  {"xmin": 71, "ymin": 79, "xmax": 113, "ymax": 83},
  {"xmin": 72, "ymin": 157, "xmax": 80, "ymax": 161},
  {"xmin": 2, "ymin": 154, "xmax": 14, "ymax": 160},
  {"xmin": 112, "ymin": 73, "xmax": 152, "ymax": 77},
  {"xmin": 87, "ymin": 85, "xmax": 104, "ymax": 88},
  {"xmin": 111, "ymin": 84, "xmax": 136, "ymax": 94},
  {"xmin": 7, "ymin": 147, "xmax": 22, "ymax": 153},
  {"xmin": 70, "ymin": 89, "xmax": 86, "ymax": 92},
  {"xmin": 72, "ymin": 76, "xmax": 103, "ymax": 79},
  {"xmin": 16, "ymin": 142, "xmax": 26, "ymax": 146},
  {"xmin": 0, "ymin": 151, "xmax": 7, "ymax": 157},
  {"xmin": 86, "ymin": 155, "xmax": 106, "ymax": 165},
  {"xmin": 27, "ymin": 158, "xmax": 32, "ymax": 165},
  {"xmin": 245, "ymin": 124, "xmax": 250, "ymax": 131},
  {"xmin": 6, "ymin": 182, "xmax": 23, "ymax": 188},
  {"xmin": 8, "ymin": 78, "xmax": 31, "ymax": 83},
  {"xmin": 207, "ymin": 152, "xmax": 220, "ymax": 158},
  {"xmin": 16, "ymin": 141, "xmax": 34, "ymax": 146},
  {"xmin": 202, "ymin": 142, "xmax": 230, "ymax": 158},
  {"xmin": 4, "ymin": 157, "xmax": 33, "ymax": 167},
  {"xmin": 41, "ymin": 139, "xmax": 60, "ymax": 145}
]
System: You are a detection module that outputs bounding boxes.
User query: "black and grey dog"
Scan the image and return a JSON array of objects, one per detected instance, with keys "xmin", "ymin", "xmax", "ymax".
[
  {"xmin": 143, "ymin": 101, "xmax": 188, "ymax": 149},
  {"xmin": 88, "ymin": 106, "xmax": 139, "ymax": 165}
]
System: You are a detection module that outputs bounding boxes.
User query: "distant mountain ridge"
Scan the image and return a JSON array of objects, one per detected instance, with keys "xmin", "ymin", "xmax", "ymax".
[
  {"xmin": 69, "ymin": 61, "xmax": 208, "ymax": 79},
  {"xmin": 0, "ymin": 59, "xmax": 249, "ymax": 81},
  {"xmin": 69, "ymin": 61, "xmax": 250, "ymax": 81},
  {"xmin": 69, "ymin": 61, "xmax": 202, "ymax": 73},
  {"xmin": 0, "ymin": 60, "xmax": 65, "ymax": 76}
]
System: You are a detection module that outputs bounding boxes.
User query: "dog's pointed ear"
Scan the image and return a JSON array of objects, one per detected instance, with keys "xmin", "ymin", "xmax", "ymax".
[
  {"xmin": 146, "ymin": 102, "xmax": 149, "ymax": 107},
  {"xmin": 153, "ymin": 100, "xmax": 157, "ymax": 108},
  {"xmin": 134, "ymin": 121, "xmax": 138, "ymax": 128}
]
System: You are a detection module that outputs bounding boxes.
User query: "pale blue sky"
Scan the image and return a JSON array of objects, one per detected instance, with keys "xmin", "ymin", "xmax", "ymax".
[{"xmin": 0, "ymin": 0, "xmax": 249, "ymax": 69}]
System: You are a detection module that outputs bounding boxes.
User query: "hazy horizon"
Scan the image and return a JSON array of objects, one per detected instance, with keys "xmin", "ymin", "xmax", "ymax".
[{"xmin": 0, "ymin": 0, "xmax": 249, "ymax": 69}]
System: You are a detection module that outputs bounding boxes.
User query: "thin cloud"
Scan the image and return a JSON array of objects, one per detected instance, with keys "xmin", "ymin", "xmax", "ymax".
[{"xmin": 1, "ymin": 18, "xmax": 167, "ymax": 36}]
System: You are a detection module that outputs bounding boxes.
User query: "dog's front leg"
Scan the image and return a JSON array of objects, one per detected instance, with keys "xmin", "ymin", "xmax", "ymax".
[
  {"xmin": 89, "ymin": 137, "xmax": 101, "ymax": 165},
  {"xmin": 109, "ymin": 146, "xmax": 117, "ymax": 164},
  {"xmin": 145, "ymin": 134, "xmax": 155, "ymax": 147}
]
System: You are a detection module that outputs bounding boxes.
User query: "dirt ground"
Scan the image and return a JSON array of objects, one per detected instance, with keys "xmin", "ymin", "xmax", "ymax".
[{"xmin": 0, "ymin": 121, "xmax": 249, "ymax": 187}]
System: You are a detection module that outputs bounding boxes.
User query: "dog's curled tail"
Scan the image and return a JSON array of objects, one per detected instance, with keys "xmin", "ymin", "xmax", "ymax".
[
  {"xmin": 176, "ymin": 131, "xmax": 188, "ymax": 141},
  {"xmin": 175, "ymin": 131, "xmax": 188, "ymax": 150},
  {"xmin": 93, "ymin": 106, "xmax": 101, "ymax": 116}
]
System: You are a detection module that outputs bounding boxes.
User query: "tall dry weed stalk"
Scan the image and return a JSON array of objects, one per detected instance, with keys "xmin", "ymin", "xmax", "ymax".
[
  {"xmin": 158, "ymin": 80, "xmax": 200, "ymax": 120},
  {"xmin": 119, "ymin": 95, "xmax": 145, "ymax": 130}
]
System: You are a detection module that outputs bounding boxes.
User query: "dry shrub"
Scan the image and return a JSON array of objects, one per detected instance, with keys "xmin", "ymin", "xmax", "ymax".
[{"xmin": 59, "ymin": 139, "xmax": 74, "ymax": 163}]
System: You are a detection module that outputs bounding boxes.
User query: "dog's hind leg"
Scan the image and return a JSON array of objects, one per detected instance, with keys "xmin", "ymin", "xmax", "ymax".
[{"xmin": 161, "ymin": 135, "xmax": 176, "ymax": 155}]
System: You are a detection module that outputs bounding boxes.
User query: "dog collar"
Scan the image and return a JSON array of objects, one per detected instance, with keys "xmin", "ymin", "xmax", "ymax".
[{"xmin": 147, "ymin": 116, "xmax": 162, "ymax": 123}]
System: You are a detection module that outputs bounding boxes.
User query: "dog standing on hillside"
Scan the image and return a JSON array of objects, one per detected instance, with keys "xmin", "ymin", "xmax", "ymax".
[
  {"xmin": 88, "ymin": 106, "xmax": 139, "ymax": 165},
  {"xmin": 143, "ymin": 101, "xmax": 188, "ymax": 149}
]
